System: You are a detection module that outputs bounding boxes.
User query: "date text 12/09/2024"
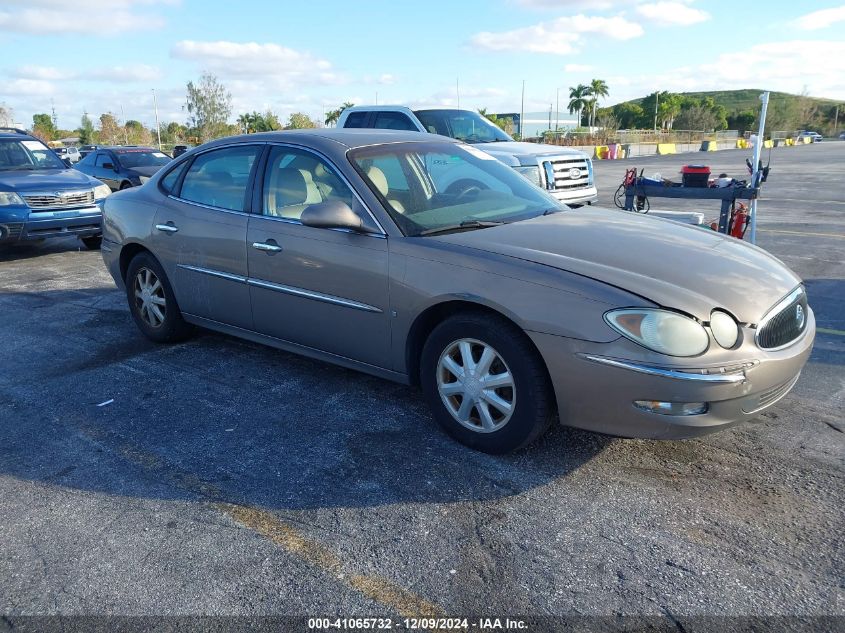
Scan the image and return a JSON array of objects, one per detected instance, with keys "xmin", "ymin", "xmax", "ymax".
[{"xmin": 308, "ymin": 618, "xmax": 528, "ymax": 630}]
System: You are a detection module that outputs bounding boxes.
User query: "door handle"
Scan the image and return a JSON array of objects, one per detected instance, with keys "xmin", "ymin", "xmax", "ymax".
[
  {"xmin": 252, "ymin": 241, "xmax": 283, "ymax": 253},
  {"xmin": 155, "ymin": 223, "xmax": 179, "ymax": 233}
]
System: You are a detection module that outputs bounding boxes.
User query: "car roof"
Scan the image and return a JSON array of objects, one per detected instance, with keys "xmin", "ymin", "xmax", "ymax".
[
  {"xmin": 201, "ymin": 129, "xmax": 459, "ymax": 151},
  {"xmin": 0, "ymin": 128, "xmax": 37, "ymax": 140}
]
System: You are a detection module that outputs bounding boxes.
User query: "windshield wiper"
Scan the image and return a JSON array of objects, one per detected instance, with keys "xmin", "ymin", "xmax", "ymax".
[
  {"xmin": 542, "ymin": 207, "xmax": 565, "ymax": 215},
  {"xmin": 419, "ymin": 220, "xmax": 505, "ymax": 236}
]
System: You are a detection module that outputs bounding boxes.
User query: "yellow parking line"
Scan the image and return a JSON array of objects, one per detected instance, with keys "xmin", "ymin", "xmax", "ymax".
[
  {"xmin": 218, "ymin": 503, "xmax": 444, "ymax": 618},
  {"xmin": 817, "ymin": 327, "xmax": 845, "ymax": 337},
  {"xmin": 758, "ymin": 229, "xmax": 845, "ymax": 239}
]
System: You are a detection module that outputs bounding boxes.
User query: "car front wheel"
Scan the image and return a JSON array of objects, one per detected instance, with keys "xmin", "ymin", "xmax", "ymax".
[
  {"xmin": 420, "ymin": 312, "xmax": 555, "ymax": 453},
  {"xmin": 125, "ymin": 252, "xmax": 192, "ymax": 343}
]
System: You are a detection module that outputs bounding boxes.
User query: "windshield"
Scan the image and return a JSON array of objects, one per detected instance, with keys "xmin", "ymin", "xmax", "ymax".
[
  {"xmin": 115, "ymin": 150, "xmax": 171, "ymax": 168},
  {"xmin": 0, "ymin": 138, "xmax": 66, "ymax": 171},
  {"xmin": 413, "ymin": 109, "xmax": 513, "ymax": 144},
  {"xmin": 350, "ymin": 141, "xmax": 565, "ymax": 237}
]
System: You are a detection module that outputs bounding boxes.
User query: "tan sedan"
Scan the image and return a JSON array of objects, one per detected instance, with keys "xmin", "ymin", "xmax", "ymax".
[{"xmin": 100, "ymin": 130, "xmax": 815, "ymax": 453}]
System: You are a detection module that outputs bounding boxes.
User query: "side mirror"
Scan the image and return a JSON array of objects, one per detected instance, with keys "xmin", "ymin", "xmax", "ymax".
[
  {"xmin": 300, "ymin": 200, "xmax": 378, "ymax": 233},
  {"xmin": 102, "ymin": 162, "xmax": 115, "ymax": 170}
]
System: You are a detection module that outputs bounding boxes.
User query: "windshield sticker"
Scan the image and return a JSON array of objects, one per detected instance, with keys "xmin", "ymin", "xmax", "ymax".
[
  {"xmin": 460, "ymin": 145, "xmax": 496, "ymax": 160},
  {"xmin": 152, "ymin": 152, "xmax": 168, "ymax": 158},
  {"xmin": 22, "ymin": 140, "xmax": 48, "ymax": 151}
]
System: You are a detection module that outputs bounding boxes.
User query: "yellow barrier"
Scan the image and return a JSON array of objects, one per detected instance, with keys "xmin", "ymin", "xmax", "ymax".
[
  {"xmin": 657, "ymin": 143, "xmax": 676, "ymax": 155},
  {"xmin": 763, "ymin": 139, "xmax": 774, "ymax": 149},
  {"xmin": 786, "ymin": 138, "xmax": 795, "ymax": 146},
  {"xmin": 594, "ymin": 145, "xmax": 609, "ymax": 159},
  {"xmin": 736, "ymin": 139, "xmax": 747, "ymax": 149},
  {"xmin": 700, "ymin": 140, "xmax": 717, "ymax": 151}
]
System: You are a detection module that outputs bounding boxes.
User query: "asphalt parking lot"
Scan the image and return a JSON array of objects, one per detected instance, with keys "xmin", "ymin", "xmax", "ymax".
[{"xmin": 1, "ymin": 142, "xmax": 843, "ymax": 629}]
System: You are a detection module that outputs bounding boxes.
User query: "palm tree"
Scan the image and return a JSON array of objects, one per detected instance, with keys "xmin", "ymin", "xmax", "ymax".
[
  {"xmin": 325, "ymin": 101, "xmax": 355, "ymax": 127},
  {"xmin": 568, "ymin": 84, "xmax": 590, "ymax": 128},
  {"xmin": 587, "ymin": 78, "xmax": 609, "ymax": 128}
]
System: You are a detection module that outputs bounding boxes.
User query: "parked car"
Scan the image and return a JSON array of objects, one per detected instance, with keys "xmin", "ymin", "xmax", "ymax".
[
  {"xmin": 172, "ymin": 145, "xmax": 191, "ymax": 157},
  {"xmin": 101, "ymin": 130, "xmax": 815, "ymax": 453},
  {"xmin": 797, "ymin": 131, "xmax": 823, "ymax": 143},
  {"xmin": 0, "ymin": 128, "xmax": 110, "ymax": 249},
  {"xmin": 53, "ymin": 146, "xmax": 81, "ymax": 164},
  {"xmin": 338, "ymin": 106, "xmax": 598, "ymax": 206},
  {"xmin": 79, "ymin": 144, "xmax": 102, "ymax": 159},
  {"xmin": 75, "ymin": 146, "xmax": 172, "ymax": 191}
]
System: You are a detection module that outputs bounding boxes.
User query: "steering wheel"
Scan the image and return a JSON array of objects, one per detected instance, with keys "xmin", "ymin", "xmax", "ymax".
[{"xmin": 447, "ymin": 180, "xmax": 488, "ymax": 201}]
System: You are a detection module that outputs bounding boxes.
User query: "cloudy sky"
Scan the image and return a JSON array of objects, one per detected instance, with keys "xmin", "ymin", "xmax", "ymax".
[{"xmin": 1, "ymin": 0, "xmax": 844, "ymax": 130}]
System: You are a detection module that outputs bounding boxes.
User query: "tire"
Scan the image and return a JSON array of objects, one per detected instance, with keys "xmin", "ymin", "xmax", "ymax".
[
  {"xmin": 420, "ymin": 312, "xmax": 555, "ymax": 454},
  {"xmin": 125, "ymin": 251, "xmax": 193, "ymax": 343},
  {"xmin": 81, "ymin": 235, "xmax": 102, "ymax": 250}
]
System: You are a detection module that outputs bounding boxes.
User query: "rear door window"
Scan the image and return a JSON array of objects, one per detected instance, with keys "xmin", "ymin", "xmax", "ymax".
[
  {"xmin": 343, "ymin": 112, "xmax": 369, "ymax": 128},
  {"xmin": 178, "ymin": 145, "xmax": 261, "ymax": 212},
  {"xmin": 372, "ymin": 112, "xmax": 418, "ymax": 131}
]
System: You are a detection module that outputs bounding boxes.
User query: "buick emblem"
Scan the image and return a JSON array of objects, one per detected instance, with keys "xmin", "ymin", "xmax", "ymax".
[
  {"xmin": 568, "ymin": 167, "xmax": 582, "ymax": 179},
  {"xmin": 795, "ymin": 304, "xmax": 805, "ymax": 329}
]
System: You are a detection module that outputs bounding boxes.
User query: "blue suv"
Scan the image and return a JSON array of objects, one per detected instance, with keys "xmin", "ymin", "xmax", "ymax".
[{"xmin": 0, "ymin": 128, "xmax": 111, "ymax": 249}]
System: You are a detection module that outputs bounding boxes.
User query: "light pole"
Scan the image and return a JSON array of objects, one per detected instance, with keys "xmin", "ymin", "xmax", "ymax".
[
  {"xmin": 152, "ymin": 88, "xmax": 162, "ymax": 151},
  {"xmin": 555, "ymin": 88, "xmax": 560, "ymax": 131}
]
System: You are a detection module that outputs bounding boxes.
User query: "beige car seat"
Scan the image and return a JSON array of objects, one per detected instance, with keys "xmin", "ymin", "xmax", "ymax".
[
  {"xmin": 366, "ymin": 166, "xmax": 405, "ymax": 213},
  {"xmin": 266, "ymin": 168, "xmax": 321, "ymax": 220}
]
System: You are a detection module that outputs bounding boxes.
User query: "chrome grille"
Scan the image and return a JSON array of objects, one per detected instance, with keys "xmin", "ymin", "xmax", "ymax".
[
  {"xmin": 544, "ymin": 156, "xmax": 591, "ymax": 190},
  {"xmin": 23, "ymin": 190, "xmax": 95, "ymax": 210},
  {"xmin": 756, "ymin": 287, "xmax": 809, "ymax": 350}
]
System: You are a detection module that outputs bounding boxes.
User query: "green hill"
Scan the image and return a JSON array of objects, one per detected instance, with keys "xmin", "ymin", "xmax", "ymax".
[{"xmin": 623, "ymin": 89, "xmax": 837, "ymax": 112}]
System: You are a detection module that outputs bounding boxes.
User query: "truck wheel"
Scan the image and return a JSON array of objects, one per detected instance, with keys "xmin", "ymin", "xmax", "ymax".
[{"xmin": 420, "ymin": 312, "xmax": 555, "ymax": 454}]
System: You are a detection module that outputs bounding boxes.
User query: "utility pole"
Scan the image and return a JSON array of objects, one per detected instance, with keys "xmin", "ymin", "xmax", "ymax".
[
  {"xmin": 748, "ymin": 91, "xmax": 770, "ymax": 246},
  {"xmin": 152, "ymin": 88, "xmax": 162, "ymax": 151},
  {"xmin": 51, "ymin": 99, "xmax": 58, "ymax": 130},
  {"xmin": 120, "ymin": 104, "xmax": 128, "ymax": 145},
  {"xmin": 653, "ymin": 91, "xmax": 659, "ymax": 132},
  {"xmin": 548, "ymin": 104, "xmax": 552, "ymax": 130},
  {"xmin": 555, "ymin": 88, "xmax": 560, "ymax": 131},
  {"xmin": 520, "ymin": 80, "xmax": 525, "ymax": 139},
  {"xmin": 834, "ymin": 104, "xmax": 840, "ymax": 135}
]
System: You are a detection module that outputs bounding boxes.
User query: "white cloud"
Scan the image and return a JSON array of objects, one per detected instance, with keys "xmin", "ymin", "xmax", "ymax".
[
  {"xmin": 635, "ymin": 2, "xmax": 709, "ymax": 26},
  {"xmin": 795, "ymin": 4, "xmax": 845, "ymax": 30},
  {"xmin": 608, "ymin": 40, "xmax": 845, "ymax": 103},
  {"xmin": 10, "ymin": 64, "xmax": 162, "ymax": 83},
  {"xmin": 171, "ymin": 40, "xmax": 344, "ymax": 87},
  {"xmin": 564, "ymin": 63, "xmax": 593, "ymax": 72},
  {"xmin": 470, "ymin": 14, "xmax": 644, "ymax": 55},
  {"xmin": 4, "ymin": 79, "xmax": 55, "ymax": 97},
  {"xmin": 0, "ymin": 0, "xmax": 176, "ymax": 34}
]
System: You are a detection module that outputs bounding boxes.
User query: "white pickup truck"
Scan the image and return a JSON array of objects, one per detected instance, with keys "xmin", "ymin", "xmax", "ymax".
[{"xmin": 337, "ymin": 106, "xmax": 598, "ymax": 206}]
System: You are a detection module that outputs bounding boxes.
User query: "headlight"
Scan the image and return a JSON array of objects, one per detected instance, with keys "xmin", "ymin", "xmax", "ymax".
[
  {"xmin": 710, "ymin": 310, "xmax": 739, "ymax": 349},
  {"xmin": 93, "ymin": 184, "xmax": 111, "ymax": 200},
  {"xmin": 0, "ymin": 192, "xmax": 24, "ymax": 206},
  {"xmin": 605, "ymin": 308, "xmax": 709, "ymax": 357},
  {"xmin": 513, "ymin": 165, "xmax": 541, "ymax": 187},
  {"xmin": 139, "ymin": 176, "xmax": 150, "ymax": 184}
]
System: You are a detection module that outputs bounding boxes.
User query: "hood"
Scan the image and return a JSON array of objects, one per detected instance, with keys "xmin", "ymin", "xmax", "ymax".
[
  {"xmin": 476, "ymin": 141, "xmax": 588, "ymax": 162},
  {"xmin": 434, "ymin": 207, "xmax": 800, "ymax": 323},
  {"xmin": 0, "ymin": 168, "xmax": 100, "ymax": 192},
  {"xmin": 126, "ymin": 165, "xmax": 165, "ymax": 178}
]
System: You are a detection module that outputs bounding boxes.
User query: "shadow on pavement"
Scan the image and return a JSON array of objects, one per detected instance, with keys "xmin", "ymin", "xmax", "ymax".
[{"xmin": 0, "ymin": 287, "xmax": 611, "ymax": 512}]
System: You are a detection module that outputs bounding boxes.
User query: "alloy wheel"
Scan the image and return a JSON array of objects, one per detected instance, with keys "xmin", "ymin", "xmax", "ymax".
[
  {"xmin": 133, "ymin": 267, "xmax": 167, "ymax": 328},
  {"xmin": 436, "ymin": 338, "xmax": 516, "ymax": 433}
]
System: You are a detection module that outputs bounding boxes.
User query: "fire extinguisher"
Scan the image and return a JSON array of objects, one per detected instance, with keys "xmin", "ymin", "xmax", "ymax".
[{"xmin": 730, "ymin": 203, "xmax": 748, "ymax": 239}]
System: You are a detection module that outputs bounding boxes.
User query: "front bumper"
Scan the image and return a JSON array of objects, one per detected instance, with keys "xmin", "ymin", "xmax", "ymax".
[
  {"xmin": 528, "ymin": 309, "xmax": 815, "ymax": 439},
  {"xmin": 549, "ymin": 185, "xmax": 598, "ymax": 206},
  {"xmin": 0, "ymin": 202, "xmax": 103, "ymax": 243}
]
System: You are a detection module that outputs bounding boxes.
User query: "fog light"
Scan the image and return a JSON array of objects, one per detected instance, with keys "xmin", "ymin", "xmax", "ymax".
[{"xmin": 634, "ymin": 400, "xmax": 708, "ymax": 416}]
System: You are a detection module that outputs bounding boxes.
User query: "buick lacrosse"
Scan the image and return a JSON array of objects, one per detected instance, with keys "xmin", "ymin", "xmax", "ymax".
[{"xmin": 101, "ymin": 130, "xmax": 814, "ymax": 453}]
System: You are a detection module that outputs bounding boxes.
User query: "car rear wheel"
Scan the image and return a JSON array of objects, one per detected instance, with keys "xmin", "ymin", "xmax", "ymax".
[
  {"xmin": 81, "ymin": 236, "xmax": 102, "ymax": 250},
  {"xmin": 420, "ymin": 312, "xmax": 555, "ymax": 453},
  {"xmin": 125, "ymin": 252, "xmax": 192, "ymax": 343}
]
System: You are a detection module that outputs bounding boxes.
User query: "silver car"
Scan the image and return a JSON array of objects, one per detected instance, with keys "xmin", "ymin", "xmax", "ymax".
[{"xmin": 101, "ymin": 130, "xmax": 815, "ymax": 453}]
